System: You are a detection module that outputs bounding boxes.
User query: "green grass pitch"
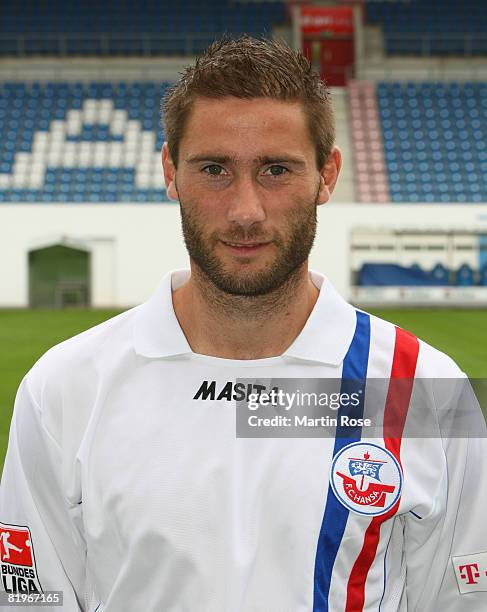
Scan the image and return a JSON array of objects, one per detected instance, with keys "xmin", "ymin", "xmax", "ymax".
[{"xmin": 1, "ymin": 308, "xmax": 486, "ymax": 472}]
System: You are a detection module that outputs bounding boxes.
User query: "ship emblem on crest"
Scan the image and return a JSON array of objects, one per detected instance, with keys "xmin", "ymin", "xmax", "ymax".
[{"xmin": 330, "ymin": 442, "xmax": 403, "ymax": 516}]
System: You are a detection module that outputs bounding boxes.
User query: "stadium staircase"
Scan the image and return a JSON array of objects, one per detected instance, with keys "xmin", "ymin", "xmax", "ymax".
[{"xmin": 348, "ymin": 81, "xmax": 389, "ymax": 203}]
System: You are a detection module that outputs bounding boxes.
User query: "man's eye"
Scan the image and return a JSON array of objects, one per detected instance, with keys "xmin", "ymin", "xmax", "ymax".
[
  {"xmin": 203, "ymin": 165, "xmax": 226, "ymax": 176},
  {"xmin": 264, "ymin": 165, "xmax": 288, "ymax": 177}
]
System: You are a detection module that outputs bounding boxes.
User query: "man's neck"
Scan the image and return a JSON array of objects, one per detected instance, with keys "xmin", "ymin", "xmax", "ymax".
[{"xmin": 171, "ymin": 264, "xmax": 320, "ymax": 360}]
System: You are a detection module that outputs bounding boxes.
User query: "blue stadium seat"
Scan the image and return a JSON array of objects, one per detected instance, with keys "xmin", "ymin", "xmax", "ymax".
[
  {"xmin": 431, "ymin": 263, "xmax": 449, "ymax": 285},
  {"xmin": 456, "ymin": 263, "xmax": 475, "ymax": 286}
]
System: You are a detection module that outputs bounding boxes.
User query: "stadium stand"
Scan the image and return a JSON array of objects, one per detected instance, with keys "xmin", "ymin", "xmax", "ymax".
[
  {"xmin": 365, "ymin": 0, "xmax": 487, "ymax": 56},
  {"xmin": 1, "ymin": 77, "xmax": 485, "ymax": 204},
  {"xmin": 358, "ymin": 262, "xmax": 454, "ymax": 287},
  {"xmin": 358, "ymin": 262, "xmax": 487, "ymax": 288},
  {"xmin": 351, "ymin": 80, "xmax": 487, "ymax": 203},
  {"xmin": 0, "ymin": 81, "xmax": 170, "ymax": 202},
  {"xmin": 0, "ymin": 0, "xmax": 286, "ymax": 56},
  {"xmin": 0, "ymin": 2, "xmax": 485, "ymax": 206}
]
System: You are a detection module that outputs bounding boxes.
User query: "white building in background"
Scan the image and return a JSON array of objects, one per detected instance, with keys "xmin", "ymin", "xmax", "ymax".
[{"xmin": 1, "ymin": 203, "xmax": 487, "ymax": 309}]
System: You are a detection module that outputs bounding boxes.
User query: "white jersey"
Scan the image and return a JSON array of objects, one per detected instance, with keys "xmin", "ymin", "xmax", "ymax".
[{"xmin": 1, "ymin": 269, "xmax": 486, "ymax": 611}]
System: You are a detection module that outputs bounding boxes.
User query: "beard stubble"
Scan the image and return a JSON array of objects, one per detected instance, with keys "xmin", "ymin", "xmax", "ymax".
[{"xmin": 179, "ymin": 188, "xmax": 320, "ymax": 298}]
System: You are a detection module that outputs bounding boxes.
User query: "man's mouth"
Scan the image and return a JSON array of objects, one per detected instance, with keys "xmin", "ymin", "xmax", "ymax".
[{"xmin": 220, "ymin": 240, "xmax": 272, "ymax": 254}]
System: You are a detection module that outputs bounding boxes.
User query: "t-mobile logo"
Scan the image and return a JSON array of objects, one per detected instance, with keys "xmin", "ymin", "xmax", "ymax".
[
  {"xmin": 452, "ymin": 552, "xmax": 487, "ymax": 594},
  {"xmin": 459, "ymin": 563, "xmax": 481, "ymax": 585}
]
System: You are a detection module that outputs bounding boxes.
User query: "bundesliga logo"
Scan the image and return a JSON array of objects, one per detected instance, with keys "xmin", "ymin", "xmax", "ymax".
[
  {"xmin": 330, "ymin": 442, "xmax": 403, "ymax": 516},
  {"xmin": 0, "ymin": 523, "xmax": 42, "ymax": 594}
]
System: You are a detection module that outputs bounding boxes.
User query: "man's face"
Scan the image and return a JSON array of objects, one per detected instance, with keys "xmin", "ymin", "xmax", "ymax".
[{"xmin": 163, "ymin": 97, "xmax": 338, "ymax": 296}]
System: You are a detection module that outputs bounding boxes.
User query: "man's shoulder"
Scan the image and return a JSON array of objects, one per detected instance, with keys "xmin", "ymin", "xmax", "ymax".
[
  {"xmin": 363, "ymin": 309, "xmax": 464, "ymax": 379},
  {"xmin": 26, "ymin": 305, "xmax": 141, "ymax": 395},
  {"xmin": 12, "ymin": 306, "xmax": 148, "ymax": 450}
]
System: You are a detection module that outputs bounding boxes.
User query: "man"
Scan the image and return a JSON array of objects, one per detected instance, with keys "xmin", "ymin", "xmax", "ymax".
[{"xmin": 0, "ymin": 37, "xmax": 486, "ymax": 611}]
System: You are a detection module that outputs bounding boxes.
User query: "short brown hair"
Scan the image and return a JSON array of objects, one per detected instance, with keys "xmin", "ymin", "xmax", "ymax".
[{"xmin": 162, "ymin": 36, "xmax": 335, "ymax": 169}]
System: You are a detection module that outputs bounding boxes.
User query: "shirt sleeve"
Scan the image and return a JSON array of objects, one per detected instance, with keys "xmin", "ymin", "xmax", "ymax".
[
  {"xmin": 405, "ymin": 376, "xmax": 487, "ymax": 611},
  {"xmin": 0, "ymin": 376, "xmax": 93, "ymax": 611}
]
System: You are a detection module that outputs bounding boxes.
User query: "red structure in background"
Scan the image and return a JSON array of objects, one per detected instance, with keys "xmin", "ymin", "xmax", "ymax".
[{"xmin": 299, "ymin": 5, "xmax": 355, "ymax": 86}]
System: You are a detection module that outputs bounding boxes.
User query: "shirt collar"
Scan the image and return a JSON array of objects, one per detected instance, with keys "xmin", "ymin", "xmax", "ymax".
[{"xmin": 134, "ymin": 269, "xmax": 357, "ymax": 365}]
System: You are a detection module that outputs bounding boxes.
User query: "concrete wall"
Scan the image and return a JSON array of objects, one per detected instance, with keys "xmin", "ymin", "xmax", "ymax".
[{"xmin": 2, "ymin": 202, "xmax": 487, "ymax": 308}]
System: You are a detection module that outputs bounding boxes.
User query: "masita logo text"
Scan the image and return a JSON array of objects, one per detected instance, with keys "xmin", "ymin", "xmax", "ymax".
[
  {"xmin": 194, "ymin": 380, "xmax": 271, "ymax": 402},
  {"xmin": 193, "ymin": 380, "xmax": 361, "ymax": 411}
]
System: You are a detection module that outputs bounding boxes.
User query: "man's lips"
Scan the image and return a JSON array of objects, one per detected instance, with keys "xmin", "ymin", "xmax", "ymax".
[{"xmin": 220, "ymin": 240, "xmax": 272, "ymax": 254}]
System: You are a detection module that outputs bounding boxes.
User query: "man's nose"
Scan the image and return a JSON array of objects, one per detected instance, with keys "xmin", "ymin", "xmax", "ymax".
[{"xmin": 226, "ymin": 175, "xmax": 266, "ymax": 229}]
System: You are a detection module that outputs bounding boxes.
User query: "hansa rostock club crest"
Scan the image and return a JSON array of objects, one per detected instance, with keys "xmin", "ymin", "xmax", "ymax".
[{"xmin": 330, "ymin": 442, "xmax": 403, "ymax": 516}]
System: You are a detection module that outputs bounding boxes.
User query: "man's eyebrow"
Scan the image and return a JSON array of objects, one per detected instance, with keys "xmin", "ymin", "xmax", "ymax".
[
  {"xmin": 184, "ymin": 154, "xmax": 307, "ymax": 166},
  {"xmin": 185, "ymin": 155, "xmax": 235, "ymax": 164},
  {"xmin": 257, "ymin": 156, "xmax": 307, "ymax": 167}
]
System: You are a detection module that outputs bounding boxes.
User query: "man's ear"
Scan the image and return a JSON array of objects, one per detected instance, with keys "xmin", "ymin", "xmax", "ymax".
[
  {"xmin": 162, "ymin": 142, "xmax": 179, "ymax": 201},
  {"xmin": 317, "ymin": 146, "xmax": 342, "ymax": 205}
]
